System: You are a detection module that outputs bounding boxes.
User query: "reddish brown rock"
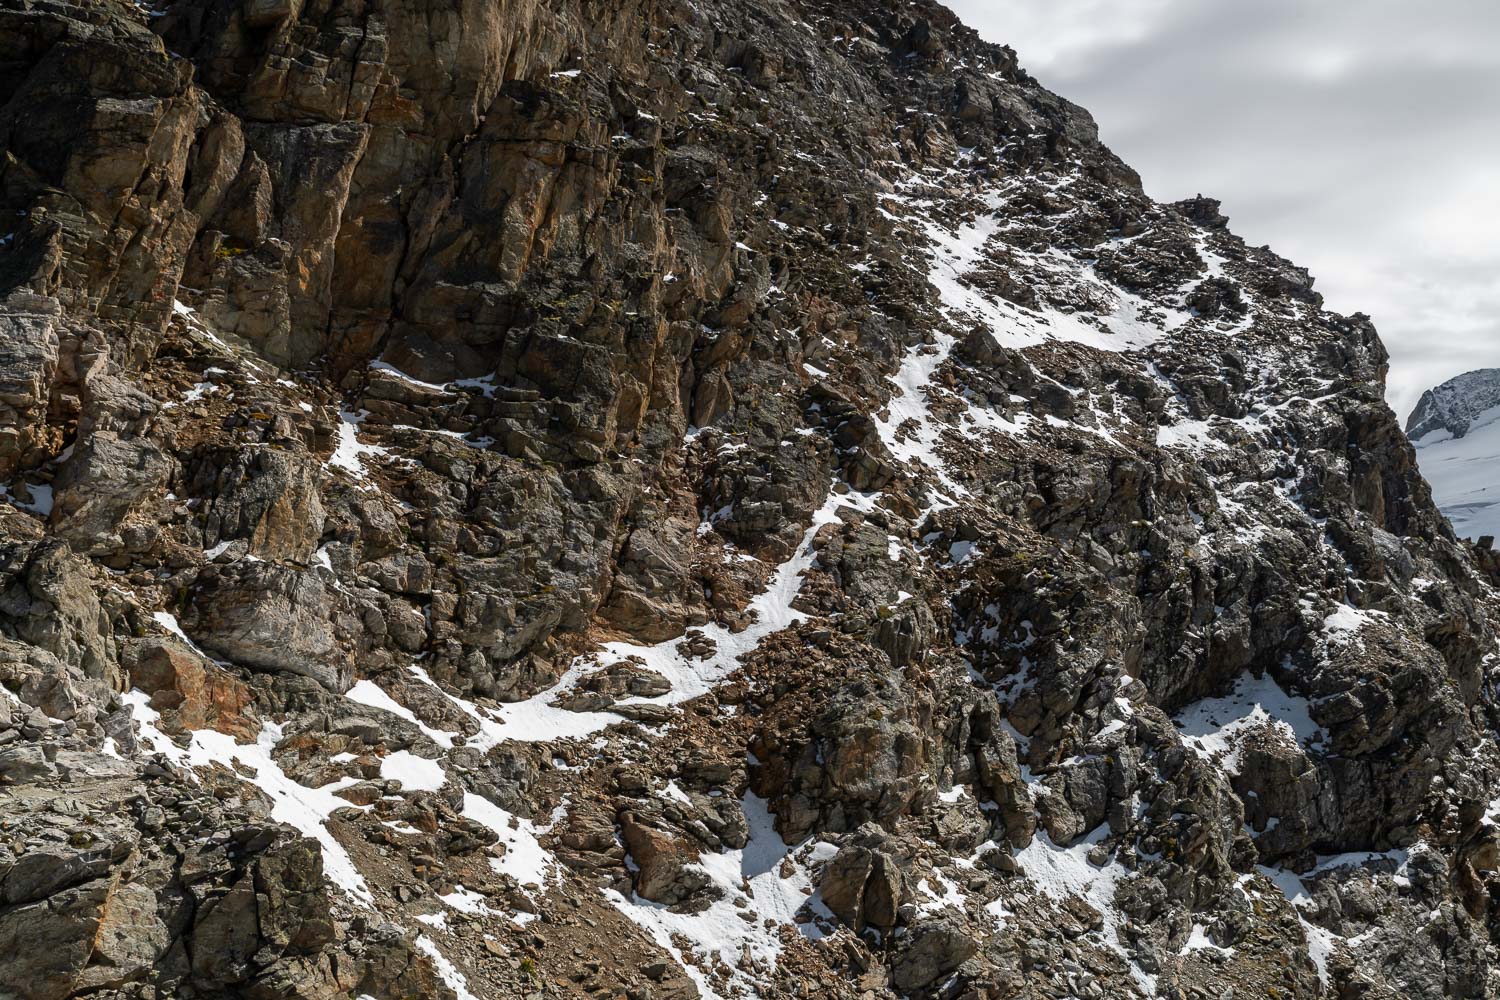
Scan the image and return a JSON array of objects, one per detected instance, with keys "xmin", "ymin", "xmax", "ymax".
[
  {"xmin": 617, "ymin": 810, "xmax": 710, "ymax": 906},
  {"xmin": 122, "ymin": 638, "xmax": 257, "ymax": 740}
]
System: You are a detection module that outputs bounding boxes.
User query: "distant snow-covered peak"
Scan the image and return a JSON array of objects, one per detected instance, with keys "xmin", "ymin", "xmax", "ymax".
[
  {"xmin": 1409, "ymin": 368, "xmax": 1500, "ymax": 541},
  {"xmin": 1407, "ymin": 367, "xmax": 1500, "ymax": 444}
]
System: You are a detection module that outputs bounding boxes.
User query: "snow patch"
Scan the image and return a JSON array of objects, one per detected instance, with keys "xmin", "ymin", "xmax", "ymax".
[
  {"xmin": 1011, "ymin": 824, "xmax": 1154, "ymax": 993},
  {"xmin": 1174, "ymin": 672, "xmax": 1323, "ymax": 774},
  {"xmin": 368, "ymin": 360, "xmax": 451, "ymax": 393},
  {"xmin": 461, "ymin": 791, "xmax": 560, "ymax": 892},
  {"xmin": 346, "ymin": 678, "xmax": 457, "ymax": 749},
  {"xmin": 121, "ymin": 690, "xmax": 372, "ymax": 903},
  {"xmin": 1180, "ymin": 923, "xmax": 1234, "ymax": 956},
  {"xmin": 603, "ymin": 792, "xmax": 835, "ymax": 1000},
  {"xmin": 379, "ymin": 749, "xmax": 446, "ymax": 792},
  {"xmin": 1321, "ymin": 602, "xmax": 1388, "ymax": 643},
  {"xmin": 327, "ymin": 409, "xmax": 388, "ymax": 483},
  {"xmin": 414, "ymin": 936, "xmax": 480, "ymax": 1000},
  {"xmin": 438, "ymin": 884, "xmax": 498, "ymax": 916}
]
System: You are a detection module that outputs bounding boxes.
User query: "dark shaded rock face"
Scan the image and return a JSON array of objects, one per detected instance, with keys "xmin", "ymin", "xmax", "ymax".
[{"xmin": 0, "ymin": 0, "xmax": 1498, "ymax": 998}]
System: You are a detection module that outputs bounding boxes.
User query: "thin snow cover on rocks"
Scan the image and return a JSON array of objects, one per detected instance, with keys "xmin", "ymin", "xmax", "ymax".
[
  {"xmin": 395, "ymin": 486, "xmax": 854, "ymax": 750},
  {"xmin": 1155, "ymin": 417, "xmax": 1220, "ymax": 452},
  {"xmin": 589, "ymin": 488, "xmax": 845, "ymax": 705},
  {"xmin": 438, "ymin": 884, "xmax": 498, "ymax": 916},
  {"xmin": 414, "ymin": 935, "xmax": 481, "ymax": 1000},
  {"xmin": 367, "ymin": 358, "xmax": 452, "ymax": 393},
  {"xmin": 345, "ymin": 678, "xmax": 457, "ymax": 748},
  {"xmin": 327, "ymin": 409, "xmax": 388, "ymax": 483},
  {"xmin": 874, "ymin": 187, "xmax": 1011, "ymax": 472},
  {"xmin": 121, "ymin": 689, "xmax": 373, "ymax": 903},
  {"xmin": 1407, "ymin": 368, "xmax": 1500, "ymax": 443},
  {"xmin": 1008, "ymin": 823, "xmax": 1156, "ymax": 993},
  {"xmin": 151, "ymin": 610, "xmax": 195, "ymax": 646},
  {"xmin": 1173, "ymin": 671, "xmax": 1323, "ymax": 775},
  {"xmin": 1249, "ymin": 848, "xmax": 1411, "ymax": 987},
  {"xmin": 1180, "ymin": 924, "xmax": 1234, "ymax": 956},
  {"xmin": 405, "ymin": 661, "xmax": 612, "ymax": 746},
  {"xmin": 873, "ymin": 170, "xmax": 1206, "ymax": 493},
  {"xmin": 915, "ymin": 866, "xmax": 968, "ymax": 917},
  {"xmin": 171, "ymin": 298, "xmax": 231, "ymax": 350},
  {"xmin": 152, "ymin": 609, "xmax": 233, "ymax": 666},
  {"xmin": 872, "ymin": 182, "xmax": 1040, "ymax": 494},
  {"xmin": 0, "ymin": 480, "xmax": 53, "ymax": 515},
  {"xmin": 132, "ymin": 651, "xmax": 568, "ymax": 905},
  {"xmin": 348, "ymin": 486, "xmax": 890, "ymax": 988},
  {"xmin": 406, "ymin": 659, "xmax": 631, "ymax": 747},
  {"xmin": 1319, "ymin": 601, "xmax": 1390, "ymax": 647},
  {"xmin": 460, "ymin": 791, "xmax": 561, "ymax": 893},
  {"xmin": 603, "ymin": 791, "xmax": 838, "ymax": 1000},
  {"xmin": 1155, "ymin": 374, "xmax": 1340, "ymax": 458}
]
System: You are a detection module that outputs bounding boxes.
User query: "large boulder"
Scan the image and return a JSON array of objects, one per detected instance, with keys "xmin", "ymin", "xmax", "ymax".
[
  {"xmin": 891, "ymin": 916, "xmax": 978, "ymax": 992},
  {"xmin": 0, "ymin": 294, "xmax": 63, "ymax": 482},
  {"xmin": 50, "ymin": 431, "xmax": 171, "ymax": 561},
  {"xmin": 181, "ymin": 562, "xmax": 360, "ymax": 691},
  {"xmin": 819, "ymin": 834, "xmax": 907, "ymax": 932},
  {"xmin": 121, "ymin": 637, "xmax": 258, "ymax": 739},
  {"xmin": 191, "ymin": 446, "xmax": 326, "ymax": 562},
  {"xmin": 758, "ymin": 676, "xmax": 935, "ymax": 842},
  {"xmin": 0, "ymin": 542, "xmax": 117, "ymax": 686},
  {"xmin": 618, "ymin": 810, "xmax": 711, "ymax": 906}
]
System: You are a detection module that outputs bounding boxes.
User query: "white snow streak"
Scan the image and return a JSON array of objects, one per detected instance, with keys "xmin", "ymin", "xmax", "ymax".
[{"xmin": 121, "ymin": 690, "xmax": 372, "ymax": 904}]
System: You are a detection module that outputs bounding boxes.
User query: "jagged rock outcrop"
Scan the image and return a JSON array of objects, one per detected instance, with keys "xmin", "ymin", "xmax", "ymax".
[{"xmin": 1, "ymin": 0, "xmax": 1498, "ymax": 997}]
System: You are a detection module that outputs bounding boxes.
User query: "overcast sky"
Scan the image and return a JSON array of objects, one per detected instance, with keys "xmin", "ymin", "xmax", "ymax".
[{"xmin": 947, "ymin": 0, "xmax": 1500, "ymax": 420}]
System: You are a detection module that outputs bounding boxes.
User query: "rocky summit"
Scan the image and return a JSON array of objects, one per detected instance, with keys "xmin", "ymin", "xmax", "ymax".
[{"xmin": 0, "ymin": 1, "xmax": 1498, "ymax": 998}]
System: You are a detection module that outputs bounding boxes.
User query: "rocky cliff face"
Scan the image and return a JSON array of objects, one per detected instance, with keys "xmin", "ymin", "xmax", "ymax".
[{"xmin": 2, "ymin": 1, "xmax": 1499, "ymax": 998}]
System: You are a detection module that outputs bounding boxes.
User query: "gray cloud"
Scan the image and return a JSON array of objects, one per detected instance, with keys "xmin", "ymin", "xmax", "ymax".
[{"xmin": 947, "ymin": 0, "xmax": 1500, "ymax": 418}]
